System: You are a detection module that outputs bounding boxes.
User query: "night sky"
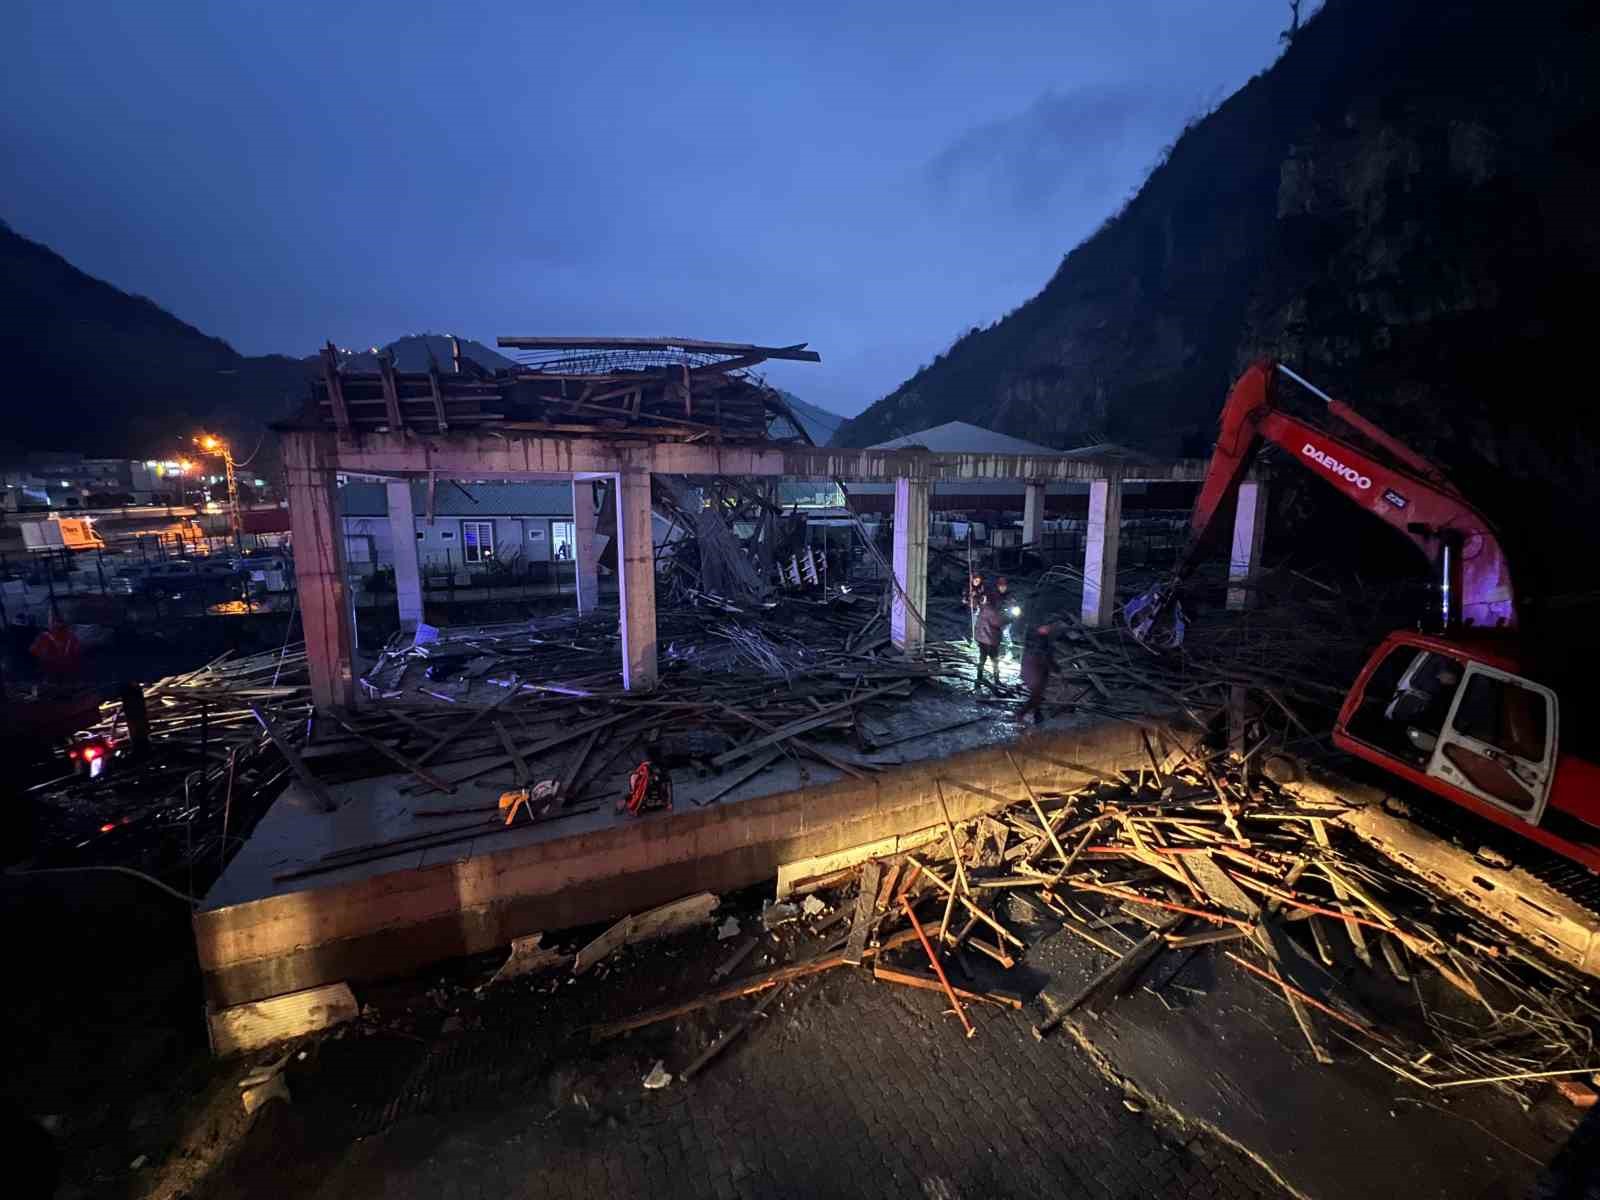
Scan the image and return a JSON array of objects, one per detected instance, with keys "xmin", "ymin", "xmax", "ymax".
[{"xmin": 4, "ymin": 2, "xmax": 1306, "ymax": 416}]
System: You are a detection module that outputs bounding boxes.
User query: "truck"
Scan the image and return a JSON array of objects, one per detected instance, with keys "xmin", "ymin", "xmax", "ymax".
[
  {"xmin": 1128, "ymin": 360, "xmax": 1600, "ymax": 872},
  {"xmin": 19, "ymin": 516, "xmax": 106, "ymax": 553}
]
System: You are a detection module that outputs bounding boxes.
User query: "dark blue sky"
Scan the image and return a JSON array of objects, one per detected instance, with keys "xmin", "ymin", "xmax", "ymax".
[{"xmin": 4, "ymin": 2, "xmax": 1305, "ymax": 417}]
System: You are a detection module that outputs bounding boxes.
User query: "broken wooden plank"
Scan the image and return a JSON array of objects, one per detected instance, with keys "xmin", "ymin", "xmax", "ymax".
[
  {"xmin": 490, "ymin": 933, "xmax": 571, "ymax": 985},
  {"xmin": 416, "ymin": 676, "xmax": 523, "ymax": 765},
  {"xmin": 680, "ymin": 982, "xmax": 790, "ymax": 1082},
  {"xmin": 587, "ymin": 933, "xmax": 921, "ymax": 1042},
  {"xmin": 1033, "ymin": 917, "xmax": 1180, "ymax": 1037},
  {"xmin": 557, "ymin": 727, "xmax": 601, "ymax": 804},
  {"xmin": 711, "ymin": 937, "xmax": 759, "ymax": 982},
  {"xmin": 875, "ymin": 862, "xmax": 903, "ymax": 911},
  {"xmin": 493, "ymin": 720, "xmax": 530, "ymax": 786},
  {"xmin": 416, "ymin": 711, "xmax": 630, "ymax": 792},
  {"xmin": 1311, "ymin": 818, "xmax": 1373, "ymax": 968},
  {"xmin": 330, "ymin": 711, "xmax": 457, "ymax": 794},
  {"xmin": 708, "ymin": 682, "xmax": 906, "ymax": 767},
  {"xmin": 208, "ymin": 982, "xmax": 358, "ymax": 1056},
  {"xmin": 573, "ymin": 892, "xmax": 720, "ymax": 975},
  {"xmin": 695, "ymin": 748, "xmax": 782, "ymax": 807},
  {"xmin": 906, "ymin": 856, "xmax": 1026, "ymax": 949},
  {"xmin": 872, "ymin": 965, "xmax": 1022, "ymax": 1010},
  {"xmin": 844, "ymin": 860, "xmax": 883, "ymax": 965},
  {"xmin": 1185, "ymin": 850, "xmax": 1332, "ymax": 1064},
  {"xmin": 250, "ymin": 704, "xmax": 335, "ymax": 813}
]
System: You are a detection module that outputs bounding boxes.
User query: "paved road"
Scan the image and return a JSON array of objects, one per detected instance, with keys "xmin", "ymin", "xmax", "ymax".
[{"xmin": 211, "ymin": 970, "xmax": 1287, "ymax": 1200}]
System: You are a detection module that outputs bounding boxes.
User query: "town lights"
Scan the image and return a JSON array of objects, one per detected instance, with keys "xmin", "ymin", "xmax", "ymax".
[{"xmin": 194, "ymin": 432, "xmax": 243, "ymax": 550}]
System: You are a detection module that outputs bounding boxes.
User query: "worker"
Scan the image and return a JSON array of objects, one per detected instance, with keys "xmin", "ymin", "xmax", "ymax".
[
  {"xmin": 118, "ymin": 681, "xmax": 151, "ymax": 758},
  {"xmin": 29, "ymin": 614, "xmax": 81, "ymax": 684},
  {"xmin": 973, "ymin": 586, "xmax": 1010, "ymax": 692},
  {"xmin": 1018, "ymin": 620, "xmax": 1066, "ymax": 725}
]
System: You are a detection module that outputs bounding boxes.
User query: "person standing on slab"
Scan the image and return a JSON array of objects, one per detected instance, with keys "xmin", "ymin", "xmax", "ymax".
[
  {"xmin": 973, "ymin": 585, "xmax": 1010, "ymax": 692},
  {"xmin": 1018, "ymin": 621, "xmax": 1065, "ymax": 725}
]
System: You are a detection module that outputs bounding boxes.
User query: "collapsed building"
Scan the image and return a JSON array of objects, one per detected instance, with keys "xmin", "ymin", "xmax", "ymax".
[{"xmin": 183, "ymin": 335, "xmax": 1276, "ymax": 1035}]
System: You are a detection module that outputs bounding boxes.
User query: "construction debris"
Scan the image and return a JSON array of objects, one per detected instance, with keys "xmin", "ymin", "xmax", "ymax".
[
  {"xmin": 208, "ymin": 982, "xmax": 360, "ymax": 1057},
  {"xmin": 27, "ymin": 645, "xmax": 315, "ymax": 895},
  {"xmin": 490, "ymin": 933, "xmax": 571, "ymax": 985},
  {"xmin": 573, "ymin": 893, "xmax": 719, "ymax": 975},
  {"xmin": 580, "ymin": 736, "xmax": 1599, "ymax": 1101}
]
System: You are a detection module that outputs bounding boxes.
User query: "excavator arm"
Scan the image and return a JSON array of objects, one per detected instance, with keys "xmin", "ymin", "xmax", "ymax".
[{"xmin": 1128, "ymin": 361, "xmax": 1516, "ymax": 645}]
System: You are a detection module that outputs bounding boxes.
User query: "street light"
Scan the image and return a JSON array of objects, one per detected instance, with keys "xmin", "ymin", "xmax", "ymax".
[{"xmin": 194, "ymin": 433, "xmax": 243, "ymax": 552}]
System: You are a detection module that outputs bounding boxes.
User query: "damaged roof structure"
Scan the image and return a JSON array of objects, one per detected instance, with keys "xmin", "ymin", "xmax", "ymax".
[{"xmin": 297, "ymin": 335, "xmax": 823, "ymax": 443}]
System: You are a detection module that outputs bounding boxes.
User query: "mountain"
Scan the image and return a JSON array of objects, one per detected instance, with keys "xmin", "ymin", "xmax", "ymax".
[
  {"xmin": 0, "ymin": 220, "xmax": 314, "ymax": 460},
  {"xmin": 777, "ymin": 391, "xmax": 846, "ymax": 446},
  {"xmin": 831, "ymin": 0, "xmax": 1600, "ymax": 578}
]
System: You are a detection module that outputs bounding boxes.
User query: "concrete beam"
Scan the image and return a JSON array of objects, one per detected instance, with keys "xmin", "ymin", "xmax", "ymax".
[
  {"xmin": 194, "ymin": 717, "xmax": 1163, "ymax": 1007},
  {"xmin": 890, "ymin": 478, "xmax": 929, "ymax": 653},
  {"xmin": 323, "ymin": 430, "xmax": 1221, "ymax": 485},
  {"xmin": 385, "ymin": 480, "xmax": 423, "ymax": 631},
  {"xmin": 1081, "ymin": 478, "xmax": 1122, "ymax": 628},
  {"xmin": 616, "ymin": 468, "xmax": 658, "ymax": 689},
  {"xmin": 283, "ymin": 432, "xmax": 356, "ymax": 709},
  {"xmin": 572, "ymin": 478, "xmax": 600, "ymax": 615},
  {"xmin": 1022, "ymin": 482, "xmax": 1045, "ymax": 547},
  {"xmin": 1227, "ymin": 480, "xmax": 1269, "ymax": 611}
]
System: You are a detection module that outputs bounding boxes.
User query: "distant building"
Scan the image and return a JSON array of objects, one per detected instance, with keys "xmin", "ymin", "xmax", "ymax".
[
  {"xmin": 845, "ymin": 422, "xmax": 1163, "ymax": 515},
  {"xmin": 339, "ymin": 480, "xmax": 580, "ymax": 574},
  {"xmin": 337, "ymin": 479, "xmax": 678, "ymax": 578},
  {"xmin": 0, "ymin": 453, "xmax": 177, "ymax": 511}
]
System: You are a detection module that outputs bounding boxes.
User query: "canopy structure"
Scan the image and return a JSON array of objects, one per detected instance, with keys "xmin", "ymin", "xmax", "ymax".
[{"xmin": 288, "ymin": 335, "xmax": 821, "ymax": 444}]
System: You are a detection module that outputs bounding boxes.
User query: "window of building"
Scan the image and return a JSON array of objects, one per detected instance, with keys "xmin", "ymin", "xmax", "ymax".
[
  {"xmin": 551, "ymin": 520, "xmax": 575, "ymax": 561},
  {"xmin": 462, "ymin": 520, "xmax": 495, "ymax": 563}
]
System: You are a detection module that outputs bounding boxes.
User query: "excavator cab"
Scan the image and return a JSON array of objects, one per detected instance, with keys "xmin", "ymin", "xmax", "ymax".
[{"xmin": 1336, "ymin": 633, "xmax": 1559, "ymax": 826}]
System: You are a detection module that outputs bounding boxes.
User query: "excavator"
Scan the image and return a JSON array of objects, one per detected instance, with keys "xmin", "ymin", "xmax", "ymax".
[{"xmin": 1126, "ymin": 360, "xmax": 1600, "ymax": 873}]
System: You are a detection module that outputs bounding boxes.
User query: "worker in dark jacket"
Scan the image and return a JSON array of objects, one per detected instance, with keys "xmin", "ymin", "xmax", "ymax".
[
  {"xmin": 973, "ymin": 587, "xmax": 1011, "ymax": 692},
  {"xmin": 1018, "ymin": 620, "xmax": 1065, "ymax": 724}
]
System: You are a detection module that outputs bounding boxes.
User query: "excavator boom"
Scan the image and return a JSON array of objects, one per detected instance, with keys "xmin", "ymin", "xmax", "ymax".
[{"xmin": 1136, "ymin": 361, "xmax": 1516, "ymax": 638}]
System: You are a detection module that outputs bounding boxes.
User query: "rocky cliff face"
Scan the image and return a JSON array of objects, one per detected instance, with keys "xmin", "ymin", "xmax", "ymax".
[{"xmin": 833, "ymin": 0, "xmax": 1600, "ymax": 582}]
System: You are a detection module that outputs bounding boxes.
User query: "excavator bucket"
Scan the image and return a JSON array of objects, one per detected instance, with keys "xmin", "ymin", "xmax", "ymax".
[{"xmin": 1123, "ymin": 581, "xmax": 1187, "ymax": 651}]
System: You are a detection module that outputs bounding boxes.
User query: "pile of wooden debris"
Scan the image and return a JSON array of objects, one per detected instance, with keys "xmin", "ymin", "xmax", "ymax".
[
  {"xmin": 28, "ymin": 644, "xmax": 315, "ymax": 893},
  {"xmin": 580, "ymin": 738, "xmax": 1599, "ymax": 1098}
]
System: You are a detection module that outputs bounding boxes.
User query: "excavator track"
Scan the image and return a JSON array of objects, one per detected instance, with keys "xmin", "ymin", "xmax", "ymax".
[{"xmin": 1391, "ymin": 789, "xmax": 1600, "ymax": 916}]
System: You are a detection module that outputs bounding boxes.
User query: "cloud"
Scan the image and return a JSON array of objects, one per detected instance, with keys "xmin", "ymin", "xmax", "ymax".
[{"xmin": 924, "ymin": 84, "xmax": 1190, "ymax": 221}]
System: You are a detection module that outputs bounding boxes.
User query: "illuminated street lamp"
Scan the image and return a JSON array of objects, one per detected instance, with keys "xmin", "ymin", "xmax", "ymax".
[{"xmin": 194, "ymin": 433, "xmax": 243, "ymax": 551}]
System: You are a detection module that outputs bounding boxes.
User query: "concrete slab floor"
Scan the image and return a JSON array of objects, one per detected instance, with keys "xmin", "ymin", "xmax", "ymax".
[{"xmin": 202, "ymin": 672, "xmax": 1046, "ymax": 912}]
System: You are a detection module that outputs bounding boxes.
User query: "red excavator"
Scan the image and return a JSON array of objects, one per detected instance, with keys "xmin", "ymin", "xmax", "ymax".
[{"xmin": 1127, "ymin": 360, "xmax": 1600, "ymax": 872}]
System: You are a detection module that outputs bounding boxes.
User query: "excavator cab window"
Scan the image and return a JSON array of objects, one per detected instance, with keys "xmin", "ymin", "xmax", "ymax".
[{"xmin": 1345, "ymin": 647, "xmax": 1465, "ymax": 767}]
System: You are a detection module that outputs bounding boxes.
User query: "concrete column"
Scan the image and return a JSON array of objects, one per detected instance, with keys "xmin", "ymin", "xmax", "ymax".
[
  {"xmin": 572, "ymin": 478, "xmax": 600, "ymax": 615},
  {"xmin": 1022, "ymin": 482, "xmax": 1045, "ymax": 548},
  {"xmin": 283, "ymin": 432, "xmax": 355, "ymax": 710},
  {"xmin": 890, "ymin": 477, "xmax": 929, "ymax": 654},
  {"xmin": 1227, "ymin": 480, "xmax": 1269, "ymax": 611},
  {"xmin": 1080, "ymin": 477, "xmax": 1122, "ymax": 627},
  {"xmin": 615, "ymin": 467, "xmax": 657, "ymax": 689},
  {"xmin": 385, "ymin": 480, "xmax": 423, "ymax": 631}
]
